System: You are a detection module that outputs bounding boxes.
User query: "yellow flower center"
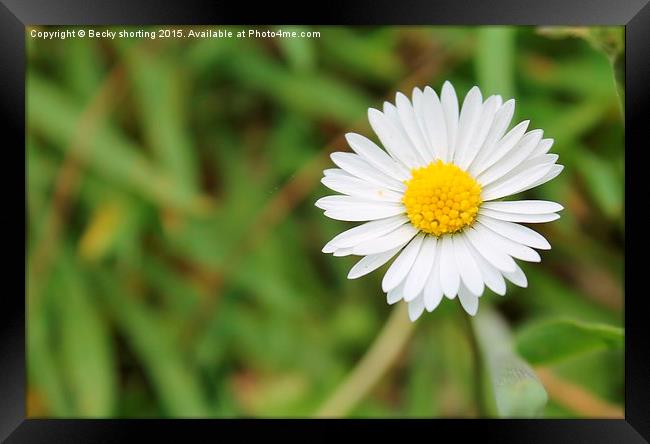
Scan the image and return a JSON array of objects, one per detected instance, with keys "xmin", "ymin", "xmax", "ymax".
[{"xmin": 402, "ymin": 160, "xmax": 482, "ymax": 236}]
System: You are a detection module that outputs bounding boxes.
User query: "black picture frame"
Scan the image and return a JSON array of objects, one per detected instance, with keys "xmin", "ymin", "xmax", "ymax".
[{"xmin": 2, "ymin": 0, "xmax": 647, "ymax": 441}]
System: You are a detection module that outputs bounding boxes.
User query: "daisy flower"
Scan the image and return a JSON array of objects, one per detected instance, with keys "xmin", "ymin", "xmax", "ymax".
[{"xmin": 316, "ymin": 82, "xmax": 563, "ymax": 321}]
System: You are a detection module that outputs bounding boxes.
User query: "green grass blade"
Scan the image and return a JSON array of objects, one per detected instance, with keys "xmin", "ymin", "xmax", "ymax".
[
  {"xmin": 27, "ymin": 74, "xmax": 212, "ymax": 215},
  {"xmin": 187, "ymin": 39, "xmax": 370, "ymax": 124},
  {"xmin": 121, "ymin": 45, "xmax": 199, "ymax": 193},
  {"xmin": 61, "ymin": 37, "xmax": 104, "ymax": 99},
  {"xmin": 95, "ymin": 271, "xmax": 211, "ymax": 417},
  {"xmin": 54, "ymin": 253, "xmax": 117, "ymax": 416},
  {"xmin": 319, "ymin": 28, "xmax": 403, "ymax": 85},
  {"xmin": 27, "ymin": 277, "xmax": 73, "ymax": 416},
  {"xmin": 276, "ymin": 26, "xmax": 317, "ymax": 72},
  {"xmin": 516, "ymin": 319, "xmax": 624, "ymax": 365}
]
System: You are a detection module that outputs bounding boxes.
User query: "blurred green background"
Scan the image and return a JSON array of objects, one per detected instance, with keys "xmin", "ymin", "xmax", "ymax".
[{"xmin": 26, "ymin": 25, "xmax": 624, "ymax": 418}]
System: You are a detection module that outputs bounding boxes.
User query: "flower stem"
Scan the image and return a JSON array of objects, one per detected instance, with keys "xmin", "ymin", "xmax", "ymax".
[
  {"xmin": 471, "ymin": 306, "xmax": 548, "ymax": 417},
  {"xmin": 462, "ymin": 312, "xmax": 487, "ymax": 417},
  {"xmin": 315, "ymin": 303, "xmax": 416, "ymax": 417}
]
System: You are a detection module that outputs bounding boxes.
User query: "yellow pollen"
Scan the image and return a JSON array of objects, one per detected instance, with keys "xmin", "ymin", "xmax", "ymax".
[{"xmin": 403, "ymin": 160, "xmax": 482, "ymax": 236}]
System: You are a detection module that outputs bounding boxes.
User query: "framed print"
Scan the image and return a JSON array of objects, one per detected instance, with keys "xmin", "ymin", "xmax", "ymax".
[{"xmin": 2, "ymin": 0, "xmax": 648, "ymax": 441}]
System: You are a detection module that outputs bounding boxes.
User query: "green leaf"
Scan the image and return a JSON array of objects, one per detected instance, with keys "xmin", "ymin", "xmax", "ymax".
[
  {"xmin": 27, "ymin": 74, "xmax": 212, "ymax": 216},
  {"xmin": 186, "ymin": 39, "xmax": 370, "ymax": 124},
  {"xmin": 472, "ymin": 307, "xmax": 547, "ymax": 417},
  {"xmin": 94, "ymin": 271, "xmax": 211, "ymax": 417},
  {"xmin": 612, "ymin": 51, "xmax": 625, "ymax": 118},
  {"xmin": 520, "ymin": 53, "xmax": 617, "ymax": 101},
  {"xmin": 516, "ymin": 319, "xmax": 624, "ymax": 365},
  {"xmin": 520, "ymin": 268, "xmax": 620, "ymax": 325},
  {"xmin": 61, "ymin": 37, "xmax": 105, "ymax": 99},
  {"xmin": 26, "ymin": 141, "xmax": 57, "ymax": 239},
  {"xmin": 120, "ymin": 44, "xmax": 199, "ymax": 194},
  {"xmin": 319, "ymin": 28, "xmax": 403, "ymax": 85},
  {"xmin": 517, "ymin": 98, "xmax": 611, "ymax": 161},
  {"xmin": 574, "ymin": 146, "xmax": 623, "ymax": 220},
  {"xmin": 27, "ymin": 274, "xmax": 73, "ymax": 416},
  {"xmin": 536, "ymin": 26, "xmax": 624, "ymax": 116},
  {"xmin": 276, "ymin": 26, "xmax": 317, "ymax": 73},
  {"xmin": 54, "ymin": 253, "xmax": 117, "ymax": 416},
  {"xmin": 537, "ymin": 27, "xmax": 623, "ymax": 62}
]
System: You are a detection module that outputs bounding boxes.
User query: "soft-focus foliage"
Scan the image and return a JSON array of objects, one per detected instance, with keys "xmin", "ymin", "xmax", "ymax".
[{"xmin": 26, "ymin": 25, "xmax": 624, "ymax": 418}]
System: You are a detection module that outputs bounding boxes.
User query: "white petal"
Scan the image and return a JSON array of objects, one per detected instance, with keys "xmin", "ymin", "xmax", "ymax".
[
  {"xmin": 368, "ymin": 108, "xmax": 421, "ymax": 169},
  {"xmin": 408, "ymin": 296, "xmax": 426, "ymax": 321},
  {"xmin": 411, "ymin": 87, "xmax": 435, "ymax": 159},
  {"xmin": 518, "ymin": 164, "xmax": 564, "ymax": 193},
  {"xmin": 482, "ymin": 264, "xmax": 507, "ymax": 296},
  {"xmin": 473, "ymin": 120, "xmax": 530, "ymax": 176},
  {"xmin": 481, "ymin": 200, "xmax": 563, "ymax": 214},
  {"xmin": 481, "ymin": 161, "xmax": 555, "ymax": 201},
  {"xmin": 503, "ymin": 262, "xmax": 528, "ymax": 287},
  {"xmin": 383, "ymin": 101, "xmax": 429, "ymax": 166},
  {"xmin": 468, "ymin": 99, "xmax": 515, "ymax": 175},
  {"xmin": 478, "ymin": 209, "xmax": 560, "ymax": 223},
  {"xmin": 330, "ymin": 152, "xmax": 406, "ymax": 191},
  {"xmin": 333, "ymin": 247, "xmax": 353, "ymax": 257},
  {"xmin": 324, "ymin": 203, "xmax": 404, "ymax": 222},
  {"xmin": 347, "ymin": 247, "xmax": 401, "ymax": 279},
  {"xmin": 322, "ymin": 208, "xmax": 405, "ymax": 222},
  {"xmin": 453, "ymin": 234, "xmax": 485, "ymax": 296},
  {"xmin": 345, "ymin": 133, "xmax": 410, "ymax": 180},
  {"xmin": 484, "ymin": 153, "xmax": 558, "ymax": 194},
  {"xmin": 476, "ymin": 216, "xmax": 551, "ymax": 250},
  {"xmin": 323, "ymin": 168, "xmax": 388, "ymax": 187},
  {"xmin": 477, "ymin": 129, "xmax": 543, "ymax": 187},
  {"xmin": 353, "ymin": 223, "xmax": 418, "ymax": 255},
  {"xmin": 459, "ymin": 95, "xmax": 501, "ymax": 171},
  {"xmin": 323, "ymin": 168, "xmax": 347, "ymax": 178},
  {"xmin": 476, "ymin": 221, "xmax": 541, "ymax": 262},
  {"xmin": 464, "ymin": 226, "xmax": 517, "ymax": 273},
  {"xmin": 403, "ymin": 236, "xmax": 438, "ymax": 302},
  {"xmin": 396, "ymin": 92, "xmax": 433, "ymax": 163},
  {"xmin": 441, "ymin": 81, "xmax": 459, "ymax": 160},
  {"xmin": 531, "ymin": 138, "xmax": 554, "ymax": 157},
  {"xmin": 421, "ymin": 86, "xmax": 448, "ymax": 161},
  {"xmin": 439, "ymin": 235, "xmax": 460, "ymax": 299},
  {"xmin": 382, "ymin": 233, "xmax": 425, "ymax": 292},
  {"xmin": 323, "ymin": 215, "xmax": 408, "ymax": 252},
  {"xmin": 321, "ymin": 175, "xmax": 403, "ymax": 202},
  {"xmin": 458, "ymin": 282, "xmax": 479, "ymax": 316},
  {"xmin": 465, "ymin": 239, "xmax": 506, "ymax": 295},
  {"xmin": 322, "ymin": 169, "xmax": 353, "ymax": 182},
  {"xmin": 452, "ymin": 86, "xmax": 482, "ymax": 166},
  {"xmin": 387, "ymin": 280, "xmax": 405, "ymax": 304},
  {"xmin": 423, "ymin": 247, "xmax": 444, "ymax": 311},
  {"xmin": 316, "ymin": 195, "xmax": 401, "ymax": 211},
  {"xmin": 499, "ymin": 153, "xmax": 559, "ymax": 181}
]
